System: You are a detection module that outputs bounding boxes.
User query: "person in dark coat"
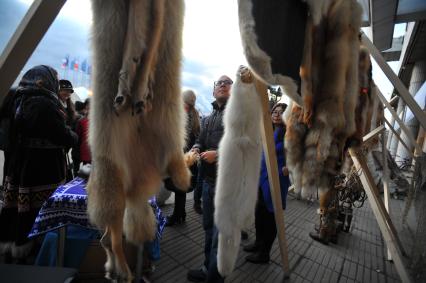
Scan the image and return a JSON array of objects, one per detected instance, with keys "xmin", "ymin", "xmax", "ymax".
[
  {"xmin": 58, "ymin": 79, "xmax": 79, "ymax": 178},
  {"xmin": 0, "ymin": 88, "xmax": 17, "ymax": 186},
  {"xmin": 187, "ymin": 75, "xmax": 233, "ymax": 283},
  {"xmin": 0, "ymin": 65, "xmax": 78, "ymax": 262},
  {"xmin": 75, "ymin": 98, "xmax": 91, "ymax": 165},
  {"xmin": 165, "ymin": 90, "xmax": 200, "ymax": 226},
  {"xmin": 244, "ymin": 102, "xmax": 290, "ymax": 264}
]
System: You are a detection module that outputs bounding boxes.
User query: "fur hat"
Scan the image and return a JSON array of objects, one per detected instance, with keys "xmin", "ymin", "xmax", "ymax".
[{"xmin": 182, "ymin": 90, "xmax": 196, "ymax": 106}]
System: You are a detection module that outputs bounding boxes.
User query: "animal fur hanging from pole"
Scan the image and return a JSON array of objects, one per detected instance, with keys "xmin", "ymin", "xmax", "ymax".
[
  {"xmin": 87, "ymin": 1, "xmax": 190, "ymax": 282},
  {"xmin": 239, "ymin": 0, "xmax": 364, "ymax": 201},
  {"xmin": 283, "ymin": 0, "xmax": 363, "ymax": 202},
  {"xmin": 214, "ymin": 66, "xmax": 263, "ymax": 277}
]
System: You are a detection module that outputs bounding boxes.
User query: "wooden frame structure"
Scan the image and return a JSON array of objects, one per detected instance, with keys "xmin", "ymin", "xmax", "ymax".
[
  {"xmin": 254, "ymin": 77, "xmax": 290, "ymax": 277},
  {"xmin": 345, "ymin": 33, "xmax": 426, "ymax": 283},
  {"xmin": 1, "ymin": 2, "xmax": 426, "ymax": 283}
]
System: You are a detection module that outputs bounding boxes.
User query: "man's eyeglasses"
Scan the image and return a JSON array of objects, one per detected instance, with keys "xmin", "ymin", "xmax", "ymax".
[
  {"xmin": 272, "ymin": 111, "xmax": 284, "ymax": 116},
  {"xmin": 214, "ymin": 80, "xmax": 233, "ymax": 87}
]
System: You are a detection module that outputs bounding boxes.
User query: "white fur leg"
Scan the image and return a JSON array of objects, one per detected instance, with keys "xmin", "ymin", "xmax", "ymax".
[{"xmin": 100, "ymin": 230, "xmax": 116, "ymax": 280}]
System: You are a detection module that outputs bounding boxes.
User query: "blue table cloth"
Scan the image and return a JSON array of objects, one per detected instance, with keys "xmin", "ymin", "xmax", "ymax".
[
  {"xmin": 29, "ymin": 178, "xmax": 94, "ymax": 237},
  {"xmin": 29, "ymin": 177, "xmax": 166, "ymax": 238},
  {"xmin": 29, "ymin": 177, "xmax": 167, "ymax": 267}
]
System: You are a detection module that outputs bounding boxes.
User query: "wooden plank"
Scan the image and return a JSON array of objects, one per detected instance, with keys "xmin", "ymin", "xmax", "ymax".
[
  {"xmin": 56, "ymin": 226, "xmax": 66, "ymax": 267},
  {"xmin": 361, "ymin": 32, "xmax": 426, "ymax": 131},
  {"xmin": 388, "ymin": 95, "xmax": 399, "ymax": 107},
  {"xmin": 254, "ymin": 74, "xmax": 290, "ymax": 276},
  {"xmin": 349, "ymin": 148, "xmax": 412, "ymax": 283},
  {"xmin": 381, "ymin": 132, "xmax": 392, "ymax": 261},
  {"xmin": 363, "ymin": 125, "xmax": 385, "ymax": 143},
  {"xmin": 377, "ymin": 89, "xmax": 422, "ymax": 154},
  {"xmin": 384, "ymin": 118, "xmax": 415, "ymax": 159},
  {"xmin": 0, "ymin": 0, "xmax": 66, "ymax": 101},
  {"xmin": 135, "ymin": 245, "xmax": 144, "ymax": 282}
]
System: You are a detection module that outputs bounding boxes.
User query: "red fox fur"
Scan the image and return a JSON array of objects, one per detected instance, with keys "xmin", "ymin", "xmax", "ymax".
[{"xmin": 285, "ymin": 0, "xmax": 363, "ymax": 201}]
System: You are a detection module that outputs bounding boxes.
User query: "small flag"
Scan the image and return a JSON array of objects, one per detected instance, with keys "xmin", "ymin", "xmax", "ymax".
[
  {"xmin": 80, "ymin": 59, "xmax": 88, "ymax": 73},
  {"xmin": 61, "ymin": 55, "xmax": 69, "ymax": 69},
  {"xmin": 73, "ymin": 59, "xmax": 79, "ymax": 71}
]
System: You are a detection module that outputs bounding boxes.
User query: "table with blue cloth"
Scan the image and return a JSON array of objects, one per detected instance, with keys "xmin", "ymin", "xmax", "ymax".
[{"xmin": 29, "ymin": 177, "xmax": 166, "ymax": 271}]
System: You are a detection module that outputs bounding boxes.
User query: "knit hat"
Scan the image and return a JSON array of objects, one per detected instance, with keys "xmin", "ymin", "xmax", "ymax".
[{"xmin": 182, "ymin": 90, "xmax": 196, "ymax": 106}]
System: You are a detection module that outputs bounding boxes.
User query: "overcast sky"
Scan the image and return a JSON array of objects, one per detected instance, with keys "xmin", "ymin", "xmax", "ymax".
[{"xmin": 1, "ymin": 0, "xmax": 405, "ymax": 114}]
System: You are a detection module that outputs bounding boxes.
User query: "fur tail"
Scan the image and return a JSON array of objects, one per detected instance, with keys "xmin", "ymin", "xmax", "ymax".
[
  {"xmin": 217, "ymin": 230, "xmax": 241, "ymax": 277},
  {"xmin": 123, "ymin": 191, "xmax": 156, "ymax": 244}
]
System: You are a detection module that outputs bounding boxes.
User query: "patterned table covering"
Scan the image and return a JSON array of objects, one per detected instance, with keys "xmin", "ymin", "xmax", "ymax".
[{"xmin": 29, "ymin": 177, "xmax": 166, "ymax": 239}]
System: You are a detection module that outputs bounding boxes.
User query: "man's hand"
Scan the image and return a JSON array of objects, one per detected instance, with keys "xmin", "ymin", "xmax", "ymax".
[
  {"xmin": 282, "ymin": 166, "xmax": 289, "ymax": 176},
  {"xmin": 200, "ymin": 150, "xmax": 217, "ymax": 164}
]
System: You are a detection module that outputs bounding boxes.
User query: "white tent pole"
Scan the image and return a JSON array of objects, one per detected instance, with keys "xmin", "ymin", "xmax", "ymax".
[{"xmin": 0, "ymin": 0, "xmax": 66, "ymax": 100}]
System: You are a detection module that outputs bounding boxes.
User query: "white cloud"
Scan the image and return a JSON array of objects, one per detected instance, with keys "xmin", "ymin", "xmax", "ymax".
[
  {"xmin": 183, "ymin": 0, "xmax": 247, "ymax": 79},
  {"xmin": 18, "ymin": 0, "xmax": 92, "ymax": 26}
]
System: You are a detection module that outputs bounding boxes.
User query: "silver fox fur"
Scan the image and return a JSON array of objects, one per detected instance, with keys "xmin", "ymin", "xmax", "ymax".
[
  {"xmin": 215, "ymin": 67, "xmax": 263, "ymax": 277},
  {"xmin": 87, "ymin": 1, "xmax": 189, "ymax": 281}
]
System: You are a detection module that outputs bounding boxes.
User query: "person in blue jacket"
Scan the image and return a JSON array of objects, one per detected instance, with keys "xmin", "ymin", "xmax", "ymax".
[{"xmin": 244, "ymin": 102, "xmax": 290, "ymax": 264}]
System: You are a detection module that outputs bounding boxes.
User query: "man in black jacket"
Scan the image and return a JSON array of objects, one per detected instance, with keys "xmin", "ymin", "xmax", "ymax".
[{"xmin": 187, "ymin": 75, "xmax": 233, "ymax": 282}]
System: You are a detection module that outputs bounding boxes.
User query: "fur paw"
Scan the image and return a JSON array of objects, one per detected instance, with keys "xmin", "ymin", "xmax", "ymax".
[
  {"xmin": 184, "ymin": 151, "xmax": 199, "ymax": 167},
  {"xmin": 132, "ymin": 100, "xmax": 145, "ymax": 115},
  {"xmin": 114, "ymin": 263, "xmax": 133, "ymax": 283}
]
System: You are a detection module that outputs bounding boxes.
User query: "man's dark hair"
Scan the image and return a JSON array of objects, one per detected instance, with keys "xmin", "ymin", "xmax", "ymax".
[{"xmin": 75, "ymin": 101, "xmax": 85, "ymax": 112}]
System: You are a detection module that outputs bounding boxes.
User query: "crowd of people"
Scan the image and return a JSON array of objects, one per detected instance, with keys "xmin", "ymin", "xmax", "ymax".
[
  {"xmin": 0, "ymin": 66, "xmax": 291, "ymax": 282},
  {"xmin": 178, "ymin": 75, "xmax": 290, "ymax": 282}
]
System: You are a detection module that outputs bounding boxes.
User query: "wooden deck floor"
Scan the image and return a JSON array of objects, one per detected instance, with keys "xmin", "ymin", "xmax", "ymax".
[{"xmin": 148, "ymin": 192, "xmax": 404, "ymax": 283}]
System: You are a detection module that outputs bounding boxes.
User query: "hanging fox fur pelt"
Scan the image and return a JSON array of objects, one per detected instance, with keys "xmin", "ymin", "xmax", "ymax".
[
  {"xmin": 214, "ymin": 67, "xmax": 263, "ymax": 277},
  {"xmin": 285, "ymin": 0, "xmax": 363, "ymax": 200},
  {"xmin": 87, "ymin": 1, "xmax": 190, "ymax": 281}
]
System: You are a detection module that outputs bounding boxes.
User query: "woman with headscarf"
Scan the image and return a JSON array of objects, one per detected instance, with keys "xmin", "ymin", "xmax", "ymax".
[{"xmin": 0, "ymin": 65, "xmax": 78, "ymax": 262}]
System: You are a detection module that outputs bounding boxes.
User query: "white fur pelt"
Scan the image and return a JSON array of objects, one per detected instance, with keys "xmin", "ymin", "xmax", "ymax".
[{"xmin": 214, "ymin": 68, "xmax": 263, "ymax": 277}]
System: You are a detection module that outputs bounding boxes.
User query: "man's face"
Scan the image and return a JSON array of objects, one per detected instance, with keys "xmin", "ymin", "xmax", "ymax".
[
  {"xmin": 213, "ymin": 75, "xmax": 232, "ymax": 104},
  {"xmin": 59, "ymin": 89, "xmax": 72, "ymax": 102}
]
